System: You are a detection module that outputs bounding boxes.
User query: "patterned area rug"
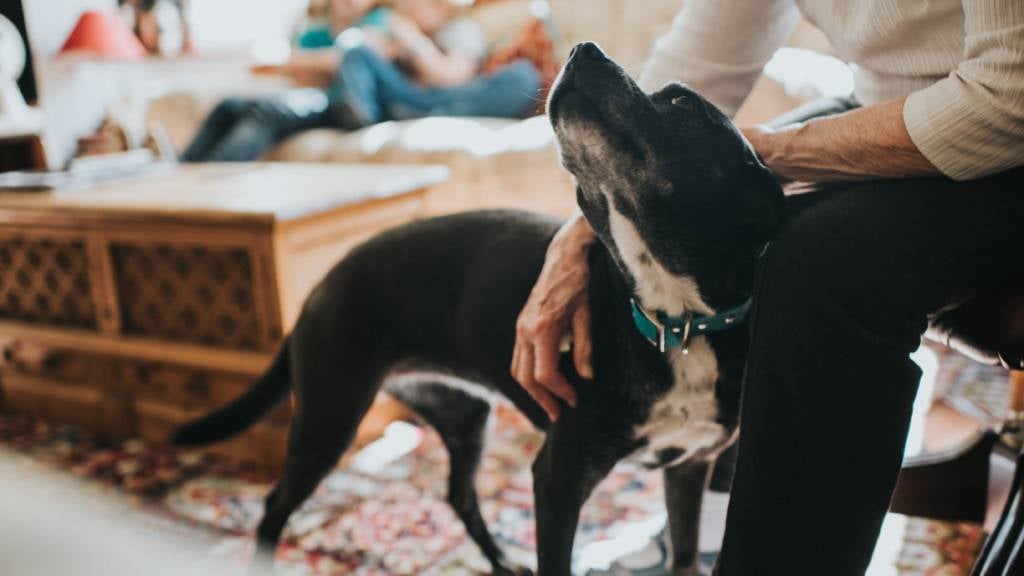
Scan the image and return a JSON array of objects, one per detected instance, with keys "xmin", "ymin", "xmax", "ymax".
[
  {"xmin": 0, "ymin": 384, "xmax": 987, "ymax": 575},
  {"xmin": 0, "ymin": 406, "xmax": 665, "ymax": 574}
]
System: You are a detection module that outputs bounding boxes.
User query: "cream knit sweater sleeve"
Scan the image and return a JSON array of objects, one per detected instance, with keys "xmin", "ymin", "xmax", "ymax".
[
  {"xmin": 903, "ymin": 1, "xmax": 1024, "ymax": 181},
  {"xmin": 637, "ymin": 0, "xmax": 800, "ymax": 117},
  {"xmin": 640, "ymin": 0, "xmax": 1024, "ymax": 181}
]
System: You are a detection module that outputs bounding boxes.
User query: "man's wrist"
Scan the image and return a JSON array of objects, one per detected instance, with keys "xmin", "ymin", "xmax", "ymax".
[
  {"xmin": 741, "ymin": 125, "xmax": 795, "ymax": 178},
  {"xmin": 561, "ymin": 212, "xmax": 596, "ymax": 248},
  {"xmin": 740, "ymin": 97, "xmax": 940, "ymax": 182}
]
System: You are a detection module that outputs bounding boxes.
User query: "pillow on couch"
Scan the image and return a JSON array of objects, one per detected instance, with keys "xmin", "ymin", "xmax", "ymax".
[
  {"xmin": 471, "ymin": 0, "xmax": 562, "ymax": 109},
  {"xmin": 482, "ymin": 17, "xmax": 560, "ymax": 107}
]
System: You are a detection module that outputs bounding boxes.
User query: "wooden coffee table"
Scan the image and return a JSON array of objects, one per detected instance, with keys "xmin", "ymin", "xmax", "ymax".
[{"xmin": 0, "ymin": 162, "xmax": 447, "ymax": 469}]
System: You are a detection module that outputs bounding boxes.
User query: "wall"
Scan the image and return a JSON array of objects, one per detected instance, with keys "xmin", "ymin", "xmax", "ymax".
[
  {"xmin": 188, "ymin": 0, "xmax": 309, "ymax": 53},
  {"xmin": 549, "ymin": 0, "xmax": 683, "ymax": 76},
  {"xmin": 19, "ymin": 0, "xmax": 299, "ymax": 168},
  {"xmin": 547, "ymin": 0, "xmax": 844, "ymax": 123},
  {"xmin": 23, "ymin": 0, "xmax": 309, "ymax": 55},
  {"xmin": 22, "ymin": 0, "xmax": 116, "ymax": 57}
]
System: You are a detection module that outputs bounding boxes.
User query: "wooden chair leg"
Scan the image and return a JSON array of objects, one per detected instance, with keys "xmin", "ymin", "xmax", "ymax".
[
  {"xmin": 970, "ymin": 370, "xmax": 1024, "ymax": 575},
  {"xmin": 972, "ymin": 450, "xmax": 1024, "ymax": 575}
]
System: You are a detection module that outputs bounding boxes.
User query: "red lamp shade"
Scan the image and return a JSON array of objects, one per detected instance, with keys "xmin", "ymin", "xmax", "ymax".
[{"xmin": 60, "ymin": 10, "xmax": 146, "ymax": 59}]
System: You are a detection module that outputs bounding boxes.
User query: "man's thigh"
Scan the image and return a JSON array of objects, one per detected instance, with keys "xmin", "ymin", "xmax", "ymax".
[{"xmin": 776, "ymin": 168, "xmax": 1024, "ymax": 325}]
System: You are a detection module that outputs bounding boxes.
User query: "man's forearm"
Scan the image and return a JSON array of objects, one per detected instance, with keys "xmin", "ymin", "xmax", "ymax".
[
  {"xmin": 411, "ymin": 52, "xmax": 476, "ymax": 87},
  {"xmin": 404, "ymin": 39, "xmax": 476, "ymax": 87},
  {"xmin": 743, "ymin": 97, "xmax": 940, "ymax": 183},
  {"xmin": 392, "ymin": 21, "xmax": 476, "ymax": 87}
]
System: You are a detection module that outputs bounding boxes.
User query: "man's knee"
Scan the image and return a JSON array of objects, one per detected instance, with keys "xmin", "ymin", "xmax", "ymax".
[{"xmin": 758, "ymin": 202, "xmax": 928, "ymax": 347}]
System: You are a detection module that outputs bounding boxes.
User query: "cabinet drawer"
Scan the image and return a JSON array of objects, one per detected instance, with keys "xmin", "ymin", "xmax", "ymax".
[
  {"xmin": 118, "ymin": 360, "xmax": 291, "ymax": 425},
  {"xmin": 2, "ymin": 373, "xmax": 108, "ymax": 436},
  {"xmin": 134, "ymin": 399, "xmax": 286, "ymax": 471},
  {"xmin": 1, "ymin": 341, "xmax": 106, "ymax": 385}
]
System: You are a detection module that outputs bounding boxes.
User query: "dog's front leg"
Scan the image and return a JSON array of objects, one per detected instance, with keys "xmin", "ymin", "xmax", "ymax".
[
  {"xmin": 532, "ymin": 425, "xmax": 616, "ymax": 576},
  {"xmin": 663, "ymin": 460, "xmax": 713, "ymax": 576}
]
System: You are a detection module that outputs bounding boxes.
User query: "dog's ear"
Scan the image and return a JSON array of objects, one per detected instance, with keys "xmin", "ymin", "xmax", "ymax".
[{"xmin": 741, "ymin": 162, "xmax": 785, "ymax": 248}]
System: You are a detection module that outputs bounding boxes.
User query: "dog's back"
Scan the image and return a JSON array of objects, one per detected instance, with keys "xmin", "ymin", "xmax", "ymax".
[{"xmin": 302, "ymin": 209, "xmax": 561, "ymax": 417}]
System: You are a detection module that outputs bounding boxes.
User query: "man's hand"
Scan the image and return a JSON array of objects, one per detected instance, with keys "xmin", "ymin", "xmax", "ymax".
[
  {"xmin": 511, "ymin": 213, "xmax": 596, "ymax": 421},
  {"xmin": 390, "ymin": 14, "xmax": 434, "ymax": 56}
]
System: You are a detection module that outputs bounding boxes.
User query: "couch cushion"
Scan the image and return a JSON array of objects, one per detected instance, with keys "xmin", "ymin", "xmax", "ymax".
[
  {"xmin": 266, "ymin": 115, "xmax": 555, "ymax": 163},
  {"xmin": 483, "ymin": 17, "xmax": 561, "ymax": 103},
  {"xmin": 264, "ymin": 115, "xmax": 575, "ymax": 216}
]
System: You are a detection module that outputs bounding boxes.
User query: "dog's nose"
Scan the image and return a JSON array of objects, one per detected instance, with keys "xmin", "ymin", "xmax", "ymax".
[{"xmin": 570, "ymin": 42, "xmax": 610, "ymax": 63}]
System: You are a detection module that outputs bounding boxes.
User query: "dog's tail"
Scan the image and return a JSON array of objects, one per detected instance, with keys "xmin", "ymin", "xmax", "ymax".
[{"xmin": 170, "ymin": 340, "xmax": 292, "ymax": 446}]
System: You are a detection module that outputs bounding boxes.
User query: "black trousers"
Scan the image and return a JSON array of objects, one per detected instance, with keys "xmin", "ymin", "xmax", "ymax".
[{"xmin": 714, "ymin": 100, "xmax": 1024, "ymax": 574}]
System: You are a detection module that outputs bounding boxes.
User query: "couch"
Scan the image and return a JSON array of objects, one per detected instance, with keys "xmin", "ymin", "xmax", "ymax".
[{"xmin": 146, "ymin": 0, "xmax": 842, "ymax": 217}]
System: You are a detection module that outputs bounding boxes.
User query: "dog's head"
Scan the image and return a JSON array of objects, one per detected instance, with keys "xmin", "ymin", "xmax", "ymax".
[{"xmin": 548, "ymin": 43, "xmax": 783, "ymax": 314}]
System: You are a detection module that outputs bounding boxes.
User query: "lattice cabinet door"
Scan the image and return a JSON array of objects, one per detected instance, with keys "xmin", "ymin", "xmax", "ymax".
[
  {"xmin": 0, "ymin": 230, "xmax": 100, "ymax": 330},
  {"xmin": 1, "ymin": 224, "xmax": 281, "ymax": 352},
  {"xmin": 0, "ymin": 225, "xmax": 284, "ymax": 449},
  {"xmin": 110, "ymin": 242, "xmax": 272, "ymax": 351}
]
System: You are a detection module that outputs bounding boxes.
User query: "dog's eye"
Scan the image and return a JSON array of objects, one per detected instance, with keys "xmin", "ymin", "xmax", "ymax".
[{"xmin": 672, "ymin": 95, "xmax": 692, "ymax": 109}]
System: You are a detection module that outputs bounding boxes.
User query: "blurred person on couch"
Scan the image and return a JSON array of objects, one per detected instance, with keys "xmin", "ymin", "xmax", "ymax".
[{"xmin": 181, "ymin": 0, "xmax": 541, "ymax": 162}]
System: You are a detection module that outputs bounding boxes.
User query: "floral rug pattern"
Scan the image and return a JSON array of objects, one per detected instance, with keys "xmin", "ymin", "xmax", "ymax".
[
  {"xmin": 0, "ymin": 356, "xmax": 996, "ymax": 576},
  {"xmin": 0, "ymin": 406, "xmax": 666, "ymax": 574}
]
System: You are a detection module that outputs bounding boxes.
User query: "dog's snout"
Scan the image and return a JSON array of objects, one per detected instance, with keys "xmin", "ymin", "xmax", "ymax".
[{"xmin": 569, "ymin": 42, "xmax": 610, "ymax": 65}]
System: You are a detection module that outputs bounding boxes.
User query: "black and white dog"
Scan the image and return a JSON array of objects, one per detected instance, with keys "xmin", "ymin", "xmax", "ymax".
[{"xmin": 172, "ymin": 43, "xmax": 784, "ymax": 576}]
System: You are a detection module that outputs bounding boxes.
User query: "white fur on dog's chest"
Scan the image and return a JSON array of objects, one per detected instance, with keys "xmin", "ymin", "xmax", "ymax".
[
  {"xmin": 605, "ymin": 204, "xmax": 726, "ymax": 468},
  {"xmin": 630, "ymin": 340, "xmax": 724, "ymax": 468}
]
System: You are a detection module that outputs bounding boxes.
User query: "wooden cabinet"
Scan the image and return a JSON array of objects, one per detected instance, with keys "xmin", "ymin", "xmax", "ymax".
[{"xmin": 0, "ymin": 163, "xmax": 444, "ymax": 470}]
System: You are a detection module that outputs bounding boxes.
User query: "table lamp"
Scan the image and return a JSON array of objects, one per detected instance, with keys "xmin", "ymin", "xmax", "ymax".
[{"xmin": 60, "ymin": 10, "xmax": 146, "ymax": 59}]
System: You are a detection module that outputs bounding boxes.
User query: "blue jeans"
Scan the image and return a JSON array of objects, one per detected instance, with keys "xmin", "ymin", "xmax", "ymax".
[
  {"xmin": 330, "ymin": 46, "xmax": 542, "ymax": 126},
  {"xmin": 182, "ymin": 52, "xmax": 541, "ymax": 162}
]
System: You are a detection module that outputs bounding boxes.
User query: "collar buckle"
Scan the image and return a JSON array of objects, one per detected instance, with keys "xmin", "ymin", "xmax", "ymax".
[{"xmin": 670, "ymin": 313, "xmax": 694, "ymax": 355}]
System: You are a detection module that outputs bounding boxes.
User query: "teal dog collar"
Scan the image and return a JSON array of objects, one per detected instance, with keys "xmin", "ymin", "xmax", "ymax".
[{"xmin": 631, "ymin": 297, "xmax": 752, "ymax": 354}]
